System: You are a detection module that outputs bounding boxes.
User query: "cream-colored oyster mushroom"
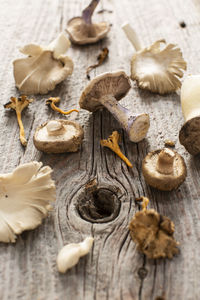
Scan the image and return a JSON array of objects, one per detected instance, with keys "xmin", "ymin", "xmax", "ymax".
[
  {"xmin": 13, "ymin": 33, "xmax": 73, "ymax": 95},
  {"xmin": 34, "ymin": 119, "xmax": 84, "ymax": 153},
  {"xmin": 179, "ymin": 75, "xmax": 200, "ymax": 155},
  {"xmin": 122, "ymin": 23, "xmax": 187, "ymax": 94},
  {"xmin": 79, "ymin": 71, "xmax": 150, "ymax": 142},
  {"xmin": 0, "ymin": 161, "xmax": 56, "ymax": 243},
  {"xmin": 66, "ymin": 0, "xmax": 110, "ymax": 45},
  {"xmin": 57, "ymin": 237, "xmax": 94, "ymax": 273}
]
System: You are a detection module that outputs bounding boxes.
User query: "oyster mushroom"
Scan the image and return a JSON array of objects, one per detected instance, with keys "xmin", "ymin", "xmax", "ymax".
[
  {"xmin": 13, "ymin": 33, "xmax": 73, "ymax": 95},
  {"xmin": 66, "ymin": 0, "xmax": 110, "ymax": 45},
  {"xmin": 129, "ymin": 197, "xmax": 179, "ymax": 259},
  {"xmin": 4, "ymin": 95, "xmax": 34, "ymax": 146},
  {"xmin": 34, "ymin": 119, "xmax": 84, "ymax": 153},
  {"xmin": 46, "ymin": 97, "xmax": 79, "ymax": 116},
  {"xmin": 179, "ymin": 75, "xmax": 200, "ymax": 155},
  {"xmin": 79, "ymin": 71, "xmax": 150, "ymax": 142},
  {"xmin": 122, "ymin": 23, "xmax": 187, "ymax": 94},
  {"xmin": 0, "ymin": 161, "xmax": 56, "ymax": 243},
  {"xmin": 142, "ymin": 148, "xmax": 187, "ymax": 191}
]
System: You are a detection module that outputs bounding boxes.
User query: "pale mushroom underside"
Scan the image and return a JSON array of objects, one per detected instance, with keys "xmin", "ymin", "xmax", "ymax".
[
  {"xmin": 131, "ymin": 40, "xmax": 187, "ymax": 94},
  {"xmin": 0, "ymin": 162, "xmax": 56, "ymax": 243},
  {"xmin": 13, "ymin": 48, "xmax": 73, "ymax": 95}
]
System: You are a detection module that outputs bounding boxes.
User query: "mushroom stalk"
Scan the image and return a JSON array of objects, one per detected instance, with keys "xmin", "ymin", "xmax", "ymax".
[
  {"xmin": 156, "ymin": 148, "xmax": 175, "ymax": 175},
  {"xmin": 121, "ymin": 23, "xmax": 142, "ymax": 51},
  {"xmin": 82, "ymin": 0, "xmax": 100, "ymax": 24},
  {"xmin": 46, "ymin": 97, "xmax": 79, "ymax": 116},
  {"xmin": 16, "ymin": 111, "xmax": 27, "ymax": 146},
  {"xmin": 99, "ymin": 95, "xmax": 149, "ymax": 143},
  {"xmin": 100, "ymin": 131, "xmax": 133, "ymax": 168}
]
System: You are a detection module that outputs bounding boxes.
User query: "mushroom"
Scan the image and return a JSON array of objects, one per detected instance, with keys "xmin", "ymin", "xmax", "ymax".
[
  {"xmin": 179, "ymin": 75, "xmax": 200, "ymax": 155},
  {"xmin": 79, "ymin": 71, "xmax": 150, "ymax": 142},
  {"xmin": 57, "ymin": 237, "xmax": 94, "ymax": 273},
  {"xmin": 34, "ymin": 119, "xmax": 84, "ymax": 153},
  {"xmin": 66, "ymin": 0, "xmax": 110, "ymax": 45},
  {"xmin": 46, "ymin": 97, "xmax": 79, "ymax": 116},
  {"xmin": 142, "ymin": 148, "xmax": 187, "ymax": 191},
  {"xmin": 13, "ymin": 33, "xmax": 73, "ymax": 95},
  {"xmin": 129, "ymin": 197, "xmax": 179, "ymax": 259},
  {"xmin": 4, "ymin": 95, "xmax": 34, "ymax": 146},
  {"xmin": 122, "ymin": 23, "xmax": 187, "ymax": 94},
  {"xmin": 100, "ymin": 131, "xmax": 133, "ymax": 167},
  {"xmin": 0, "ymin": 161, "xmax": 56, "ymax": 243}
]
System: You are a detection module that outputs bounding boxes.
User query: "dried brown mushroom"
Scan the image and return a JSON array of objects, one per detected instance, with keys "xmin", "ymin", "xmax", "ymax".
[
  {"xmin": 13, "ymin": 33, "xmax": 73, "ymax": 95},
  {"xmin": 100, "ymin": 131, "xmax": 133, "ymax": 167},
  {"xmin": 34, "ymin": 119, "xmax": 84, "ymax": 153},
  {"xmin": 129, "ymin": 197, "xmax": 179, "ymax": 259},
  {"xmin": 79, "ymin": 71, "xmax": 150, "ymax": 142},
  {"xmin": 86, "ymin": 47, "xmax": 109, "ymax": 79},
  {"xmin": 179, "ymin": 75, "xmax": 200, "ymax": 155},
  {"xmin": 122, "ymin": 23, "xmax": 186, "ymax": 94},
  {"xmin": 4, "ymin": 95, "xmax": 34, "ymax": 146},
  {"xmin": 66, "ymin": 0, "xmax": 110, "ymax": 45},
  {"xmin": 0, "ymin": 161, "xmax": 55, "ymax": 243},
  {"xmin": 142, "ymin": 148, "xmax": 187, "ymax": 191},
  {"xmin": 46, "ymin": 97, "xmax": 79, "ymax": 116}
]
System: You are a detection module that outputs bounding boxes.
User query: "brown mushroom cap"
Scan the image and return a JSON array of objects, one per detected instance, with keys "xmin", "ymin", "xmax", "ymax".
[
  {"xmin": 66, "ymin": 17, "xmax": 110, "ymax": 45},
  {"xmin": 179, "ymin": 116, "xmax": 200, "ymax": 155},
  {"xmin": 33, "ymin": 120, "xmax": 84, "ymax": 153},
  {"xmin": 142, "ymin": 149, "xmax": 187, "ymax": 191},
  {"xmin": 79, "ymin": 71, "xmax": 131, "ymax": 112}
]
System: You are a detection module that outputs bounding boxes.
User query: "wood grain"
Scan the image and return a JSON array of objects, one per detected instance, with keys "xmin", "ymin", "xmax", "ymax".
[{"xmin": 0, "ymin": 0, "xmax": 200, "ymax": 299}]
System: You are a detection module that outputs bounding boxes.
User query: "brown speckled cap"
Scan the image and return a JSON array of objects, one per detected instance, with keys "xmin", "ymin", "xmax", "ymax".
[
  {"xmin": 79, "ymin": 71, "xmax": 131, "ymax": 112},
  {"xmin": 179, "ymin": 116, "xmax": 200, "ymax": 155}
]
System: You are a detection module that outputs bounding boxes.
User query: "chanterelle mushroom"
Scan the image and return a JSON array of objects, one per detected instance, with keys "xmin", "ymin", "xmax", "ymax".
[
  {"xmin": 142, "ymin": 148, "xmax": 187, "ymax": 191},
  {"xmin": 13, "ymin": 33, "xmax": 73, "ymax": 95},
  {"xmin": 34, "ymin": 119, "xmax": 84, "ymax": 153},
  {"xmin": 179, "ymin": 75, "xmax": 200, "ymax": 155},
  {"xmin": 129, "ymin": 197, "xmax": 179, "ymax": 259},
  {"xmin": 79, "ymin": 71, "xmax": 150, "ymax": 142},
  {"xmin": 4, "ymin": 95, "xmax": 34, "ymax": 146},
  {"xmin": 66, "ymin": 0, "xmax": 110, "ymax": 45},
  {"xmin": 122, "ymin": 23, "xmax": 187, "ymax": 94},
  {"xmin": 46, "ymin": 97, "xmax": 79, "ymax": 116},
  {"xmin": 0, "ymin": 161, "xmax": 55, "ymax": 243}
]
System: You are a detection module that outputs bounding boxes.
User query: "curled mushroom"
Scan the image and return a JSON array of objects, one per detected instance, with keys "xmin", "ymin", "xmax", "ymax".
[
  {"xmin": 100, "ymin": 131, "xmax": 133, "ymax": 167},
  {"xmin": 46, "ymin": 97, "xmax": 79, "ymax": 116},
  {"xmin": 57, "ymin": 237, "xmax": 94, "ymax": 273},
  {"xmin": 66, "ymin": 0, "xmax": 110, "ymax": 45},
  {"xmin": 4, "ymin": 95, "xmax": 34, "ymax": 146},
  {"xmin": 122, "ymin": 23, "xmax": 187, "ymax": 94},
  {"xmin": 34, "ymin": 119, "xmax": 84, "ymax": 153},
  {"xmin": 0, "ymin": 161, "xmax": 56, "ymax": 243},
  {"xmin": 79, "ymin": 71, "xmax": 150, "ymax": 142},
  {"xmin": 129, "ymin": 197, "xmax": 179, "ymax": 259},
  {"xmin": 179, "ymin": 75, "xmax": 200, "ymax": 155},
  {"xmin": 142, "ymin": 148, "xmax": 187, "ymax": 191},
  {"xmin": 13, "ymin": 33, "xmax": 73, "ymax": 95}
]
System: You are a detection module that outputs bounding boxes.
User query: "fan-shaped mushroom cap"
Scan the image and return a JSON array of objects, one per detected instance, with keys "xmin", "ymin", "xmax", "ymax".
[
  {"xmin": 131, "ymin": 40, "xmax": 187, "ymax": 94},
  {"xmin": 79, "ymin": 71, "xmax": 131, "ymax": 112},
  {"xmin": 34, "ymin": 119, "xmax": 84, "ymax": 153},
  {"xmin": 67, "ymin": 17, "xmax": 110, "ymax": 45},
  {"xmin": 13, "ymin": 33, "xmax": 73, "ymax": 95},
  {"xmin": 0, "ymin": 161, "xmax": 55, "ymax": 243},
  {"xmin": 142, "ymin": 148, "xmax": 187, "ymax": 191}
]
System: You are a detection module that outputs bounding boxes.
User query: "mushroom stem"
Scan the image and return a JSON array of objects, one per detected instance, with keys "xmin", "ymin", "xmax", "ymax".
[
  {"xmin": 99, "ymin": 94, "xmax": 149, "ymax": 142},
  {"xmin": 141, "ymin": 197, "xmax": 149, "ymax": 211},
  {"xmin": 82, "ymin": 0, "xmax": 100, "ymax": 24},
  {"xmin": 100, "ymin": 131, "xmax": 133, "ymax": 168},
  {"xmin": 46, "ymin": 120, "xmax": 66, "ymax": 136},
  {"xmin": 121, "ymin": 23, "xmax": 142, "ymax": 51},
  {"xmin": 46, "ymin": 97, "xmax": 79, "ymax": 116},
  {"xmin": 16, "ymin": 111, "xmax": 27, "ymax": 146},
  {"xmin": 156, "ymin": 148, "xmax": 175, "ymax": 175}
]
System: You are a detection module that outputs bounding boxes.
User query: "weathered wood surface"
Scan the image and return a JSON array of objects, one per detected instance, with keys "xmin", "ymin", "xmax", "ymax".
[{"xmin": 0, "ymin": 0, "xmax": 200, "ymax": 299}]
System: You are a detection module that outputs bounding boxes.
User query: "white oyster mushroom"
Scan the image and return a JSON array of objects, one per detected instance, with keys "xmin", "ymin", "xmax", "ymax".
[
  {"xmin": 122, "ymin": 23, "xmax": 187, "ymax": 94},
  {"xmin": 0, "ymin": 161, "xmax": 56, "ymax": 243},
  {"xmin": 13, "ymin": 33, "xmax": 73, "ymax": 95},
  {"xmin": 57, "ymin": 237, "xmax": 94, "ymax": 273}
]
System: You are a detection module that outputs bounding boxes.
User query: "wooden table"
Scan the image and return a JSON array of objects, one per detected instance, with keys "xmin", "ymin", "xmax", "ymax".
[{"xmin": 0, "ymin": 0, "xmax": 200, "ymax": 299}]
